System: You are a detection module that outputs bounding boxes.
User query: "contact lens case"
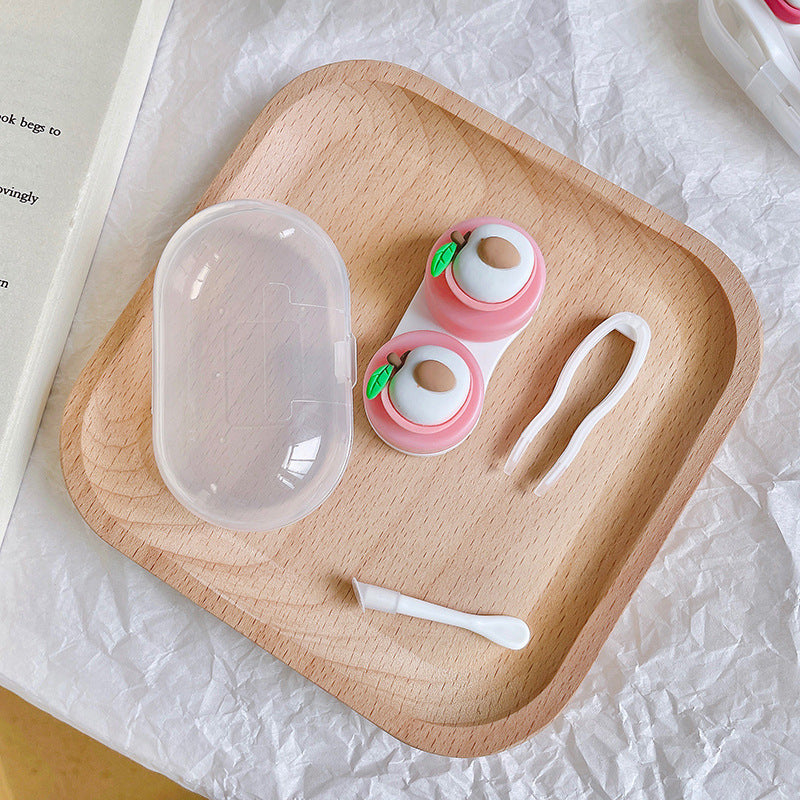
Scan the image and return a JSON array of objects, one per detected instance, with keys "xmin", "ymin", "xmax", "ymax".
[{"xmin": 363, "ymin": 216, "xmax": 546, "ymax": 455}]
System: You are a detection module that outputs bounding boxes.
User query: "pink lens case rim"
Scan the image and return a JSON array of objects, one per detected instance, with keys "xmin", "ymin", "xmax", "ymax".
[
  {"xmin": 423, "ymin": 216, "xmax": 546, "ymax": 342},
  {"xmin": 763, "ymin": 0, "xmax": 800, "ymax": 24},
  {"xmin": 363, "ymin": 330, "xmax": 485, "ymax": 455}
]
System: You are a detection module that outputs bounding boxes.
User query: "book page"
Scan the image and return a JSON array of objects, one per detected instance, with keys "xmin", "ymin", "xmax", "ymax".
[
  {"xmin": 0, "ymin": 0, "xmax": 170, "ymax": 538},
  {"xmin": 0, "ymin": 0, "xmax": 140, "ymax": 323}
]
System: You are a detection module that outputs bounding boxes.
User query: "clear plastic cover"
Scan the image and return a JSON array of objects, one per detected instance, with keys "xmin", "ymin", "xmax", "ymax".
[{"xmin": 152, "ymin": 200, "xmax": 355, "ymax": 531}]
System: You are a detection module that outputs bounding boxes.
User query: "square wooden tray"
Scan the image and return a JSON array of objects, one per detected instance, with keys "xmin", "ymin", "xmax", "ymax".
[{"xmin": 60, "ymin": 61, "xmax": 761, "ymax": 757}]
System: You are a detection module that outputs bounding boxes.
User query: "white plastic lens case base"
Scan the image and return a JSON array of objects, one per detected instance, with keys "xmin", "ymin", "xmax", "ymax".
[{"xmin": 152, "ymin": 200, "xmax": 356, "ymax": 532}]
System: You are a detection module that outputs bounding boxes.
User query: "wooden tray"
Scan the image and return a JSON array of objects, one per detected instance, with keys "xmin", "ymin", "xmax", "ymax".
[{"xmin": 60, "ymin": 61, "xmax": 762, "ymax": 757}]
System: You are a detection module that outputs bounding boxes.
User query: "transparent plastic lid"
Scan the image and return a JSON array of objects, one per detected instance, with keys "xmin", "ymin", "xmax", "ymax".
[{"xmin": 152, "ymin": 200, "xmax": 355, "ymax": 531}]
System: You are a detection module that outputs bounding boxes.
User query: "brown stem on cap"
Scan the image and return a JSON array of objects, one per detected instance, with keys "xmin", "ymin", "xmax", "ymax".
[
  {"xmin": 387, "ymin": 350, "xmax": 412, "ymax": 374},
  {"xmin": 451, "ymin": 230, "xmax": 467, "ymax": 248},
  {"xmin": 450, "ymin": 229, "xmax": 471, "ymax": 262}
]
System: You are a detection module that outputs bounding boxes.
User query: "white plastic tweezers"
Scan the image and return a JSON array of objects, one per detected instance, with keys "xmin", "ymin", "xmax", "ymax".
[{"xmin": 504, "ymin": 312, "xmax": 651, "ymax": 495}]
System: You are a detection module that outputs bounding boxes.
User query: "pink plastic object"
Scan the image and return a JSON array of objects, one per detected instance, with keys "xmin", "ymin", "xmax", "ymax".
[
  {"xmin": 424, "ymin": 216, "xmax": 545, "ymax": 342},
  {"xmin": 764, "ymin": 0, "xmax": 800, "ymax": 24},
  {"xmin": 364, "ymin": 216, "xmax": 545, "ymax": 456},
  {"xmin": 363, "ymin": 331, "xmax": 485, "ymax": 456}
]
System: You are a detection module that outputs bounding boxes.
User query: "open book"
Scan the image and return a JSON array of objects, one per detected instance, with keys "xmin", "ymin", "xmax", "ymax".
[{"xmin": 0, "ymin": 0, "xmax": 173, "ymax": 544}]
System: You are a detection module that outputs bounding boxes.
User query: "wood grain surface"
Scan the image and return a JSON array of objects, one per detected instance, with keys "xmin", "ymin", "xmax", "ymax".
[{"xmin": 59, "ymin": 61, "xmax": 762, "ymax": 757}]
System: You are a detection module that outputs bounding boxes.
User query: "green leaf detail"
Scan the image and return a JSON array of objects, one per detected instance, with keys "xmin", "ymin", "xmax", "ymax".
[
  {"xmin": 431, "ymin": 241, "xmax": 457, "ymax": 277},
  {"xmin": 366, "ymin": 363, "xmax": 394, "ymax": 399}
]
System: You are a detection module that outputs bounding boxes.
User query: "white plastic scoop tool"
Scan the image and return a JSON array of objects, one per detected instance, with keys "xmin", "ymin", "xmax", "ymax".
[{"xmin": 351, "ymin": 577, "xmax": 531, "ymax": 650}]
